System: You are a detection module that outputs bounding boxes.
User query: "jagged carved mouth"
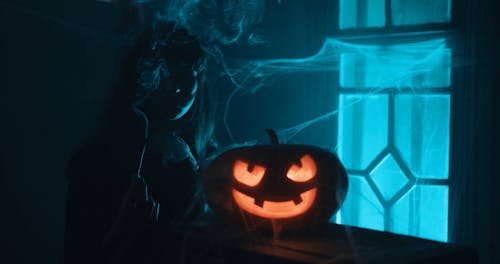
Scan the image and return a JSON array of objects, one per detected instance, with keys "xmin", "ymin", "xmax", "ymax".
[{"xmin": 232, "ymin": 188, "xmax": 317, "ymax": 219}]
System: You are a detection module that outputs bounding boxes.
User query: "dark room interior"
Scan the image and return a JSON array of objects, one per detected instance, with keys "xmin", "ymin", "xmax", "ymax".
[{"xmin": 1, "ymin": 0, "xmax": 500, "ymax": 263}]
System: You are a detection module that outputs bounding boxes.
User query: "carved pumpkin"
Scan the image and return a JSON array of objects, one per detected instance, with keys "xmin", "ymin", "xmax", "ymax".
[{"xmin": 203, "ymin": 130, "xmax": 348, "ymax": 234}]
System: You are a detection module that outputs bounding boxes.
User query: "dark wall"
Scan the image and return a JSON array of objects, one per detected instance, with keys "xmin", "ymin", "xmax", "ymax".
[
  {"xmin": 448, "ymin": 0, "xmax": 500, "ymax": 264},
  {"xmin": 0, "ymin": 1, "xmax": 123, "ymax": 263}
]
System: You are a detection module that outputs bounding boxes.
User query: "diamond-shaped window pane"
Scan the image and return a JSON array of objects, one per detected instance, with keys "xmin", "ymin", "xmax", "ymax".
[
  {"xmin": 334, "ymin": 175, "xmax": 384, "ymax": 231},
  {"xmin": 338, "ymin": 94, "xmax": 388, "ymax": 170},
  {"xmin": 339, "ymin": 0, "xmax": 385, "ymax": 29},
  {"xmin": 392, "ymin": 0, "xmax": 451, "ymax": 26},
  {"xmin": 395, "ymin": 95, "xmax": 450, "ymax": 179},
  {"xmin": 370, "ymin": 155, "xmax": 409, "ymax": 201},
  {"xmin": 391, "ymin": 185, "xmax": 448, "ymax": 242}
]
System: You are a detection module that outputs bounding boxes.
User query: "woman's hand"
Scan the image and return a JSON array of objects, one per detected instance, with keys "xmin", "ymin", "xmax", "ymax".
[
  {"xmin": 118, "ymin": 174, "xmax": 160, "ymax": 223},
  {"xmin": 100, "ymin": 174, "xmax": 160, "ymax": 261}
]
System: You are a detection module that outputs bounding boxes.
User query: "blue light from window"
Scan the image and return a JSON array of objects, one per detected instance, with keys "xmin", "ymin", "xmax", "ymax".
[
  {"xmin": 338, "ymin": 175, "xmax": 385, "ymax": 230},
  {"xmin": 334, "ymin": 38, "xmax": 451, "ymax": 242},
  {"xmin": 338, "ymin": 94, "xmax": 388, "ymax": 170},
  {"xmin": 391, "ymin": 185, "xmax": 449, "ymax": 241},
  {"xmin": 395, "ymin": 95, "xmax": 450, "ymax": 179},
  {"xmin": 392, "ymin": 0, "xmax": 451, "ymax": 26},
  {"xmin": 370, "ymin": 154, "xmax": 410, "ymax": 202},
  {"xmin": 339, "ymin": 40, "xmax": 451, "ymax": 89},
  {"xmin": 340, "ymin": 0, "xmax": 451, "ymax": 29},
  {"xmin": 339, "ymin": 0, "xmax": 385, "ymax": 29}
]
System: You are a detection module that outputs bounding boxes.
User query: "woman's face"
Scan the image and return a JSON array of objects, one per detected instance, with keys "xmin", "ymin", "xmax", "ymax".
[{"xmin": 140, "ymin": 63, "xmax": 199, "ymax": 121}]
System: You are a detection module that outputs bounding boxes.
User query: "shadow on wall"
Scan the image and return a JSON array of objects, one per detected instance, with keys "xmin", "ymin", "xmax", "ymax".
[{"xmin": 0, "ymin": 1, "xmax": 125, "ymax": 263}]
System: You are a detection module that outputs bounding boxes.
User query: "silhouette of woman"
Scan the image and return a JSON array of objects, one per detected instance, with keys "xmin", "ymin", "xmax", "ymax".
[{"xmin": 64, "ymin": 21, "xmax": 215, "ymax": 264}]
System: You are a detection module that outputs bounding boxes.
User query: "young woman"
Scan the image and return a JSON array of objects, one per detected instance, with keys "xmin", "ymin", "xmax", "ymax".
[{"xmin": 64, "ymin": 21, "xmax": 215, "ymax": 264}]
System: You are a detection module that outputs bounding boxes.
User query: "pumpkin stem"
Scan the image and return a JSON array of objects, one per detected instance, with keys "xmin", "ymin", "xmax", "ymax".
[{"xmin": 265, "ymin": 129, "xmax": 279, "ymax": 144}]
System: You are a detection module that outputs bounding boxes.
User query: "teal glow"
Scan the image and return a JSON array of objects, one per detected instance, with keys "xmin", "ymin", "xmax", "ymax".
[
  {"xmin": 339, "ymin": 0, "xmax": 386, "ymax": 29},
  {"xmin": 339, "ymin": 0, "xmax": 451, "ymax": 29},
  {"xmin": 340, "ymin": 43, "xmax": 451, "ymax": 88},
  {"xmin": 392, "ymin": 0, "xmax": 451, "ymax": 26},
  {"xmin": 334, "ymin": 39, "xmax": 451, "ymax": 242},
  {"xmin": 226, "ymin": 38, "xmax": 449, "ymax": 94},
  {"xmin": 338, "ymin": 94, "xmax": 388, "ymax": 170},
  {"xmin": 337, "ymin": 175, "xmax": 385, "ymax": 230},
  {"xmin": 224, "ymin": 38, "xmax": 449, "ymax": 143},
  {"xmin": 221, "ymin": 33, "xmax": 451, "ymax": 242},
  {"xmin": 391, "ymin": 185, "xmax": 449, "ymax": 241},
  {"xmin": 142, "ymin": 0, "xmax": 265, "ymax": 46},
  {"xmin": 395, "ymin": 95, "xmax": 450, "ymax": 179},
  {"xmin": 370, "ymin": 155, "xmax": 409, "ymax": 202},
  {"xmin": 70, "ymin": 0, "xmax": 455, "ymax": 246}
]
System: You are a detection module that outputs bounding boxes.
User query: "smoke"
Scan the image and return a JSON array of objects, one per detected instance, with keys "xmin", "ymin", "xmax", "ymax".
[
  {"xmin": 131, "ymin": 0, "xmax": 266, "ymax": 46},
  {"xmin": 129, "ymin": 1, "xmax": 452, "ymax": 149}
]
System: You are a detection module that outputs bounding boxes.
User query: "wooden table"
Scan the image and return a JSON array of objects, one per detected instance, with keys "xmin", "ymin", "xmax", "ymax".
[{"xmin": 182, "ymin": 223, "xmax": 476, "ymax": 264}]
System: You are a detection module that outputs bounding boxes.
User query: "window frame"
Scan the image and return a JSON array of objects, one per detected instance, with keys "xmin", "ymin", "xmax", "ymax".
[{"xmin": 330, "ymin": 0, "xmax": 463, "ymax": 242}]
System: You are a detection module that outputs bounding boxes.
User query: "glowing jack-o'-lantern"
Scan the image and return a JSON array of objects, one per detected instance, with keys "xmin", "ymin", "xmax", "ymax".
[{"xmin": 203, "ymin": 130, "xmax": 348, "ymax": 233}]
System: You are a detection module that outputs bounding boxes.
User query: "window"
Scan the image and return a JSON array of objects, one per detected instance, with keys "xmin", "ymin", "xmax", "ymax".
[{"xmin": 332, "ymin": 0, "xmax": 453, "ymax": 242}]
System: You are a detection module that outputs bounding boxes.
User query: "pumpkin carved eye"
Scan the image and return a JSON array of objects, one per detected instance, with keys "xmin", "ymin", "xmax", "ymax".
[
  {"xmin": 286, "ymin": 154, "xmax": 317, "ymax": 182},
  {"xmin": 233, "ymin": 160, "xmax": 266, "ymax": 187}
]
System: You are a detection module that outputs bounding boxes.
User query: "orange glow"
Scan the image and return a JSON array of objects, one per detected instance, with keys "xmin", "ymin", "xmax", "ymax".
[
  {"xmin": 286, "ymin": 154, "xmax": 317, "ymax": 182},
  {"xmin": 233, "ymin": 160, "xmax": 266, "ymax": 187},
  {"xmin": 232, "ymin": 188, "xmax": 317, "ymax": 219}
]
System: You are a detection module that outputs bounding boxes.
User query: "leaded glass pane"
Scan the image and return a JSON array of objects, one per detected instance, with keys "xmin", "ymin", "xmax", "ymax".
[
  {"xmin": 339, "ymin": 0, "xmax": 385, "ymax": 29},
  {"xmin": 391, "ymin": 185, "xmax": 449, "ymax": 241},
  {"xmin": 337, "ymin": 175, "xmax": 385, "ymax": 230},
  {"xmin": 370, "ymin": 154, "xmax": 409, "ymax": 201},
  {"xmin": 338, "ymin": 94, "xmax": 388, "ymax": 170},
  {"xmin": 340, "ymin": 45, "xmax": 451, "ymax": 89},
  {"xmin": 392, "ymin": 0, "xmax": 451, "ymax": 26},
  {"xmin": 395, "ymin": 95, "xmax": 450, "ymax": 179}
]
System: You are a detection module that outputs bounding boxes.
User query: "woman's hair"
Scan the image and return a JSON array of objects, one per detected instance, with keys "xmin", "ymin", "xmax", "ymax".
[
  {"xmin": 99, "ymin": 21, "xmax": 216, "ymax": 161},
  {"xmin": 133, "ymin": 21, "xmax": 206, "ymax": 106}
]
